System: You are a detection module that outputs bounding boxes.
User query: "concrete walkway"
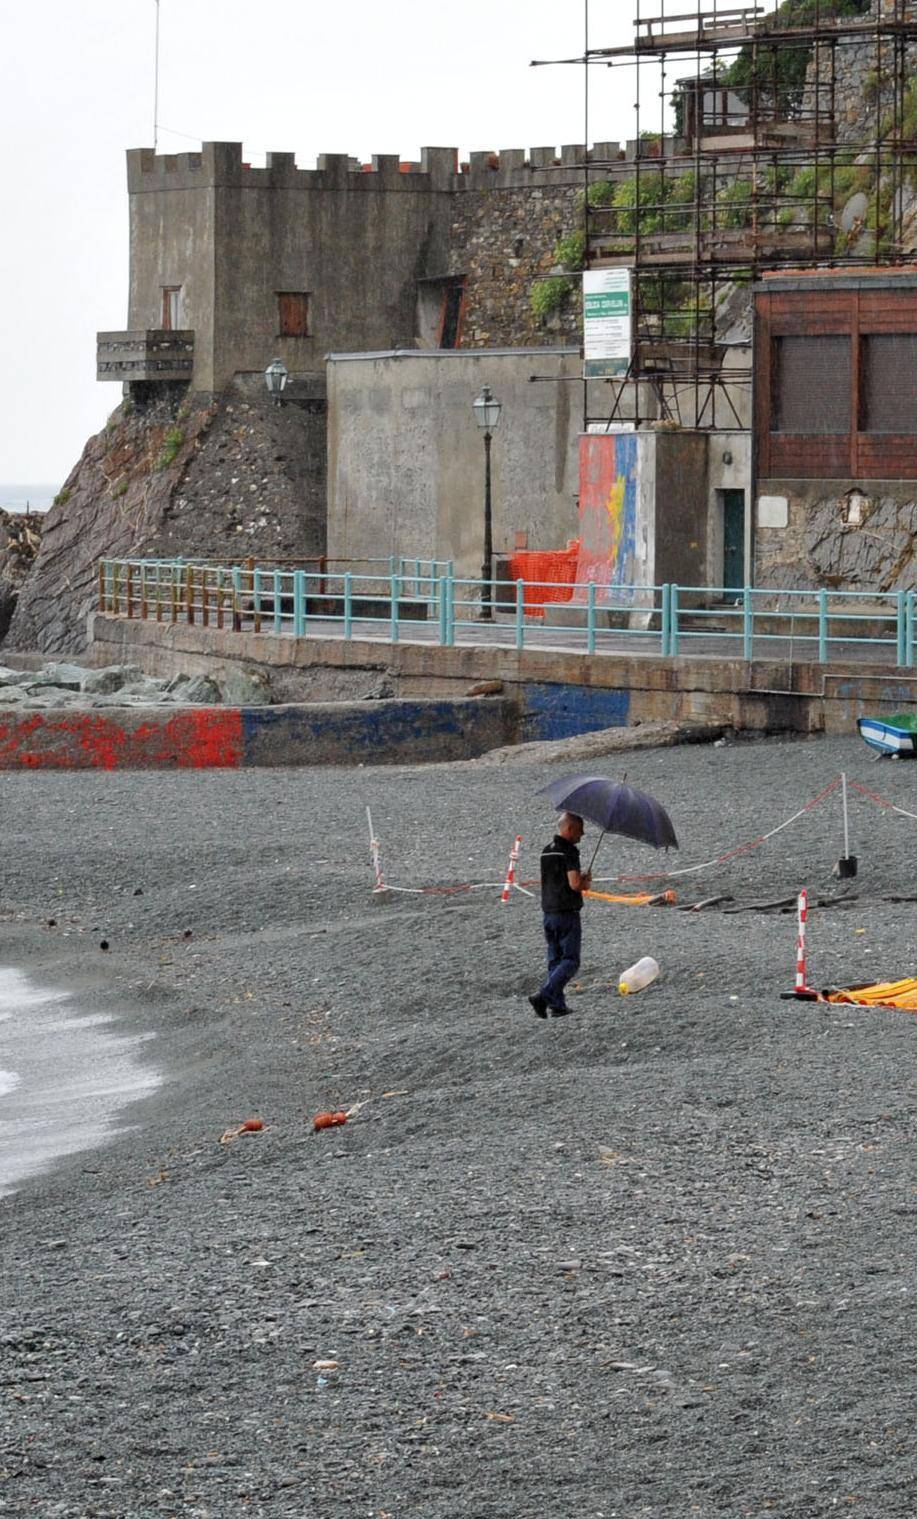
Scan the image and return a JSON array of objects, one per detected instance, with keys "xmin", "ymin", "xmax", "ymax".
[{"xmin": 293, "ymin": 611, "xmax": 903, "ymax": 669}]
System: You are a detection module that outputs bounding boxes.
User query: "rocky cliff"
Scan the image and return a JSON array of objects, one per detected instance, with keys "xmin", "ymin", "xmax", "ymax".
[
  {"xmin": 0, "ymin": 509, "xmax": 42, "ymax": 643},
  {"xmin": 3, "ymin": 379, "xmax": 326, "ymax": 654}
]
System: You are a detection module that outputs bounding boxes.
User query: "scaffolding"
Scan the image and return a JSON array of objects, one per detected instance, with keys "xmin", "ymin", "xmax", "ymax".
[{"xmin": 541, "ymin": 1, "xmax": 917, "ymax": 428}]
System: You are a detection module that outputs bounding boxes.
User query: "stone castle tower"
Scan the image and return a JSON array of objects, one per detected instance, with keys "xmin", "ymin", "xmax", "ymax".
[{"xmin": 96, "ymin": 138, "xmax": 634, "ymax": 397}]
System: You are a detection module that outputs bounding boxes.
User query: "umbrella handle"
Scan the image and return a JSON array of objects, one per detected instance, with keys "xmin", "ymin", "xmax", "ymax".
[{"xmin": 586, "ymin": 831, "xmax": 606, "ymax": 875}]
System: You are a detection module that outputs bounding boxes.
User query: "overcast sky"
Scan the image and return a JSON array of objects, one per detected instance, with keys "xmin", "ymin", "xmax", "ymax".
[{"xmin": 0, "ymin": 0, "xmax": 635, "ymax": 486}]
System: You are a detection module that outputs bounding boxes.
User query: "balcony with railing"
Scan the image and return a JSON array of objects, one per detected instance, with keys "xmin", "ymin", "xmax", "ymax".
[{"xmin": 96, "ymin": 329, "xmax": 194, "ymax": 383}]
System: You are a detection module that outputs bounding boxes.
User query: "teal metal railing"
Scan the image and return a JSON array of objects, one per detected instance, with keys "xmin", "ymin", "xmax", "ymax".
[{"xmin": 97, "ymin": 558, "xmax": 917, "ymax": 667}]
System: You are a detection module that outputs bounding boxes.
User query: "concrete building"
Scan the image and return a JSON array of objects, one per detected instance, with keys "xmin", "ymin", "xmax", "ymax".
[{"xmin": 327, "ymin": 347, "xmax": 752, "ymax": 590}]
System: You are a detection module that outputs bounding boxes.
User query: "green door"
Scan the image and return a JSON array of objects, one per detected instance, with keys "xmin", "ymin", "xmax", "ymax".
[{"xmin": 722, "ymin": 490, "xmax": 745, "ymax": 592}]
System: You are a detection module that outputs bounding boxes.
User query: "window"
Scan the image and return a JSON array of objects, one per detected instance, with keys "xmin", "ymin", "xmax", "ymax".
[
  {"xmin": 772, "ymin": 336, "xmax": 850, "ymax": 434},
  {"xmin": 161, "ymin": 287, "xmax": 181, "ymax": 331},
  {"xmin": 278, "ymin": 292, "xmax": 310, "ymax": 338},
  {"xmin": 861, "ymin": 334, "xmax": 917, "ymax": 433}
]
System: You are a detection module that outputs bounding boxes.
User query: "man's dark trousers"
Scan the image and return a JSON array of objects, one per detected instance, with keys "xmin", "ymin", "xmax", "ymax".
[{"xmin": 538, "ymin": 911, "xmax": 582, "ymax": 1011}]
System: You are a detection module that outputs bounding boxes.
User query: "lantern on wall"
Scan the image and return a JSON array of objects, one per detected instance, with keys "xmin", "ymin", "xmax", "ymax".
[{"xmin": 264, "ymin": 358, "xmax": 289, "ymax": 405}]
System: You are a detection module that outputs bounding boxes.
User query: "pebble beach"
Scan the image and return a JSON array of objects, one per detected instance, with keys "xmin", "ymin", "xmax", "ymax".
[{"xmin": 0, "ymin": 732, "xmax": 915, "ymax": 1517}]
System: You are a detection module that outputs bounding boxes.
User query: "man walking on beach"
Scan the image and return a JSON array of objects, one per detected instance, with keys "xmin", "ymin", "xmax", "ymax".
[{"xmin": 529, "ymin": 812, "xmax": 591, "ymax": 1019}]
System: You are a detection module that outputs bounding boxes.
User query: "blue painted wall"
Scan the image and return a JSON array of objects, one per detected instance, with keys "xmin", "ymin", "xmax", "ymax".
[
  {"xmin": 241, "ymin": 698, "xmax": 516, "ymax": 766},
  {"xmin": 521, "ymin": 683, "xmax": 631, "ymax": 742}
]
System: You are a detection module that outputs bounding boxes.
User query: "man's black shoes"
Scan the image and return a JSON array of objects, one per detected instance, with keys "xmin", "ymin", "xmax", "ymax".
[{"xmin": 529, "ymin": 994, "xmax": 572, "ymax": 1018}]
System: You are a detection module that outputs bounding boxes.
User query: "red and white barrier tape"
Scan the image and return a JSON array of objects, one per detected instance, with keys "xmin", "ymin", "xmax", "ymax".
[
  {"xmin": 598, "ymin": 776, "xmax": 844, "ymax": 884},
  {"xmin": 367, "ymin": 771, "xmax": 917, "ymax": 902},
  {"xmin": 848, "ymin": 777, "xmax": 917, "ymax": 823}
]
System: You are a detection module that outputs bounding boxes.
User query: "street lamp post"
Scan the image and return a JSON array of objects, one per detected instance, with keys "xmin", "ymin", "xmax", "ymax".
[{"xmin": 472, "ymin": 384, "xmax": 502, "ymax": 620}]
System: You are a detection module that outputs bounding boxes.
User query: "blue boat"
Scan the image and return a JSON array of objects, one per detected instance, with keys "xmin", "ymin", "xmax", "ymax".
[{"xmin": 857, "ymin": 712, "xmax": 917, "ymax": 757}]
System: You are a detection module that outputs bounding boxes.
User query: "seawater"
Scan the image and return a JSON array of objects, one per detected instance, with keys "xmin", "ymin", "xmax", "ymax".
[
  {"xmin": 0, "ymin": 967, "xmax": 160, "ymax": 1197},
  {"xmin": 0, "ymin": 484, "xmax": 54, "ymax": 513}
]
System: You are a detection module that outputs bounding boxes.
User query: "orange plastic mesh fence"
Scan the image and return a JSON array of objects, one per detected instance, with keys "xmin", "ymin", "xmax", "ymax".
[{"xmin": 506, "ymin": 541, "xmax": 580, "ymax": 618}]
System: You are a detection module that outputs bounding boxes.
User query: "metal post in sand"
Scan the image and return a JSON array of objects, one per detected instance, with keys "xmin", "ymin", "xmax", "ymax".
[
  {"xmin": 366, "ymin": 807, "xmax": 391, "ymax": 902},
  {"xmin": 835, "ymin": 772, "xmax": 858, "ymax": 878}
]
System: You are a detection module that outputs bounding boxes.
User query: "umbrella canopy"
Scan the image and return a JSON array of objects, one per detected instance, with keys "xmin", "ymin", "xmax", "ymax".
[{"xmin": 537, "ymin": 773, "xmax": 679, "ymax": 851}]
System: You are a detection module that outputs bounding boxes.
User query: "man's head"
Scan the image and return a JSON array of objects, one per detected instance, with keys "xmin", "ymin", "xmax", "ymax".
[{"xmin": 557, "ymin": 812, "xmax": 584, "ymax": 842}]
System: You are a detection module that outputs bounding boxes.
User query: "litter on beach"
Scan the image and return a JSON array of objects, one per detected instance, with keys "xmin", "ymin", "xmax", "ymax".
[
  {"xmin": 313, "ymin": 1110, "xmax": 348, "ymax": 1131},
  {"xmin": 584, "ymin": 888, "xmax": 677, "ymax": 906},
  {"xmin": 825, "ymin": 979, "xmax": 917, "ymax": 1010},
  {"xmin": 219, "ymin": 1117, "xmax": 265, "ymax": 1144}
]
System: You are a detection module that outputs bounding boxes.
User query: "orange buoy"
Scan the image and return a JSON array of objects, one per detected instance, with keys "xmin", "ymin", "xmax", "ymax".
[
  {"xmin": 241, "ymin": 1117, "xmax": 264, "ymax": 1132},
  {"xmin": 313, "ymin": 1110, "xmax": 348, "ymax": 1131}
]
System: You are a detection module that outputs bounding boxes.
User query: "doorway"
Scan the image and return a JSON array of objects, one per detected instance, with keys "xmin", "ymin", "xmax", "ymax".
[{"xmin": 721, "ymin": 489, "xmax": 745, "ymax": 591}]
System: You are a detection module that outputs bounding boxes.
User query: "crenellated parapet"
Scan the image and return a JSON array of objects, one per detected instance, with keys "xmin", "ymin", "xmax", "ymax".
[
  {"xmin": 127, "ymin": 141, "xmax": 633, "ymax": 195},
  {"xmin": 129, "ymin": 143, "xmax": 459, "ymax": 193}
]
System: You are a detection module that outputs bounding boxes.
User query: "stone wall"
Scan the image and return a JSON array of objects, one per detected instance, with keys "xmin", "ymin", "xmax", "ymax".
[
  {"xmin": 447, "ymin": 183, "xmax": 583, "ymax": 348},
  {"xmin": 802, "ymin": 2, "xmax": 917, "ymax": 147},
  {"xmin": 755, "ymin": 479, "xmax": 917, "ymax": 591},
  {"xmin": 0, "ymin": 697, "xmax": 516, "ymax": 770}
]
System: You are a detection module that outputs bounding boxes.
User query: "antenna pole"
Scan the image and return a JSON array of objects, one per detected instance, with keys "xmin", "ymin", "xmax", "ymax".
[
  {"xmin": 583, "ymin": 0, "xmax": 590, "ymax": 432},
  {"xmin": 153, "ymin": 0, "xmax": 161, "ymax": 152}
]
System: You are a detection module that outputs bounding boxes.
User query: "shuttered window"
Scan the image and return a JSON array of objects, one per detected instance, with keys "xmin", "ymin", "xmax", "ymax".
[
  {"xmin": 772, "ymin": 336, "xmax": 851, "ymax": 434},
  {"xmin": 278, "ymin": 292, "xmax": 310, "ymax": 337},
  {"xmin": 861, "ymin": 334, "xmax": 917, "ymax": 433},
  {"xmin": 161, "ymin": 287, "xmax": 181, "ymax": 330}
]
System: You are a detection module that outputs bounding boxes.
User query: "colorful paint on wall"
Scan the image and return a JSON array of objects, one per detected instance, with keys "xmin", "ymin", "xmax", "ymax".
[
  {"xmin": 0, "ymin": 710, "xmax": 244, "ymax": 770},
  {"xmin": 575, "ymin": 433, "xmax": 639, "ymax": 604},
  {"xmin": 0, "ymin": 700, "xmax": 513, "ymax": 770}
]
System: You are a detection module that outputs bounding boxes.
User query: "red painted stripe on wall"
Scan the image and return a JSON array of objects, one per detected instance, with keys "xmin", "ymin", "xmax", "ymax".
[{"xmin": 0, "ymin": 709, "xmax": 244, "ymax": 770}]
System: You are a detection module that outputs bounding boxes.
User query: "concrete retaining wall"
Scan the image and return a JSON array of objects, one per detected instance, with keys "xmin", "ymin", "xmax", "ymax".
[
  {"xmin": 0, "ymin": 697, "xmax": 516, "ymax": 771},
  {"xmin": 87, "ymin": 613, "xmax": 917, "ymax": 739}
]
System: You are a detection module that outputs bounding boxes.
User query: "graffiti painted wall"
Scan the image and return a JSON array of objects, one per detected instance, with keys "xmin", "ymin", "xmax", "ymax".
[
  {"xmin": 575, "ymin": 433, "xmax": 641, "ymax": 604},
  {"xmin": 0, "ymin": 701, "xmax": 514, "ymax": 770}
]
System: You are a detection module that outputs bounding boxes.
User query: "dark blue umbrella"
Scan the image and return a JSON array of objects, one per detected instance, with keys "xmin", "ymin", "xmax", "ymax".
[{"xmin": 537, "ymin": 773, "xmax": 679, "ymax": 860}]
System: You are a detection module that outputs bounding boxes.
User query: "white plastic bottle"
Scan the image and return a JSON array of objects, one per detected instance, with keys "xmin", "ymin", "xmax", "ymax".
[{"xmin": 618, "ymin": 956, "xmax": 660, "ymax": 996}]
